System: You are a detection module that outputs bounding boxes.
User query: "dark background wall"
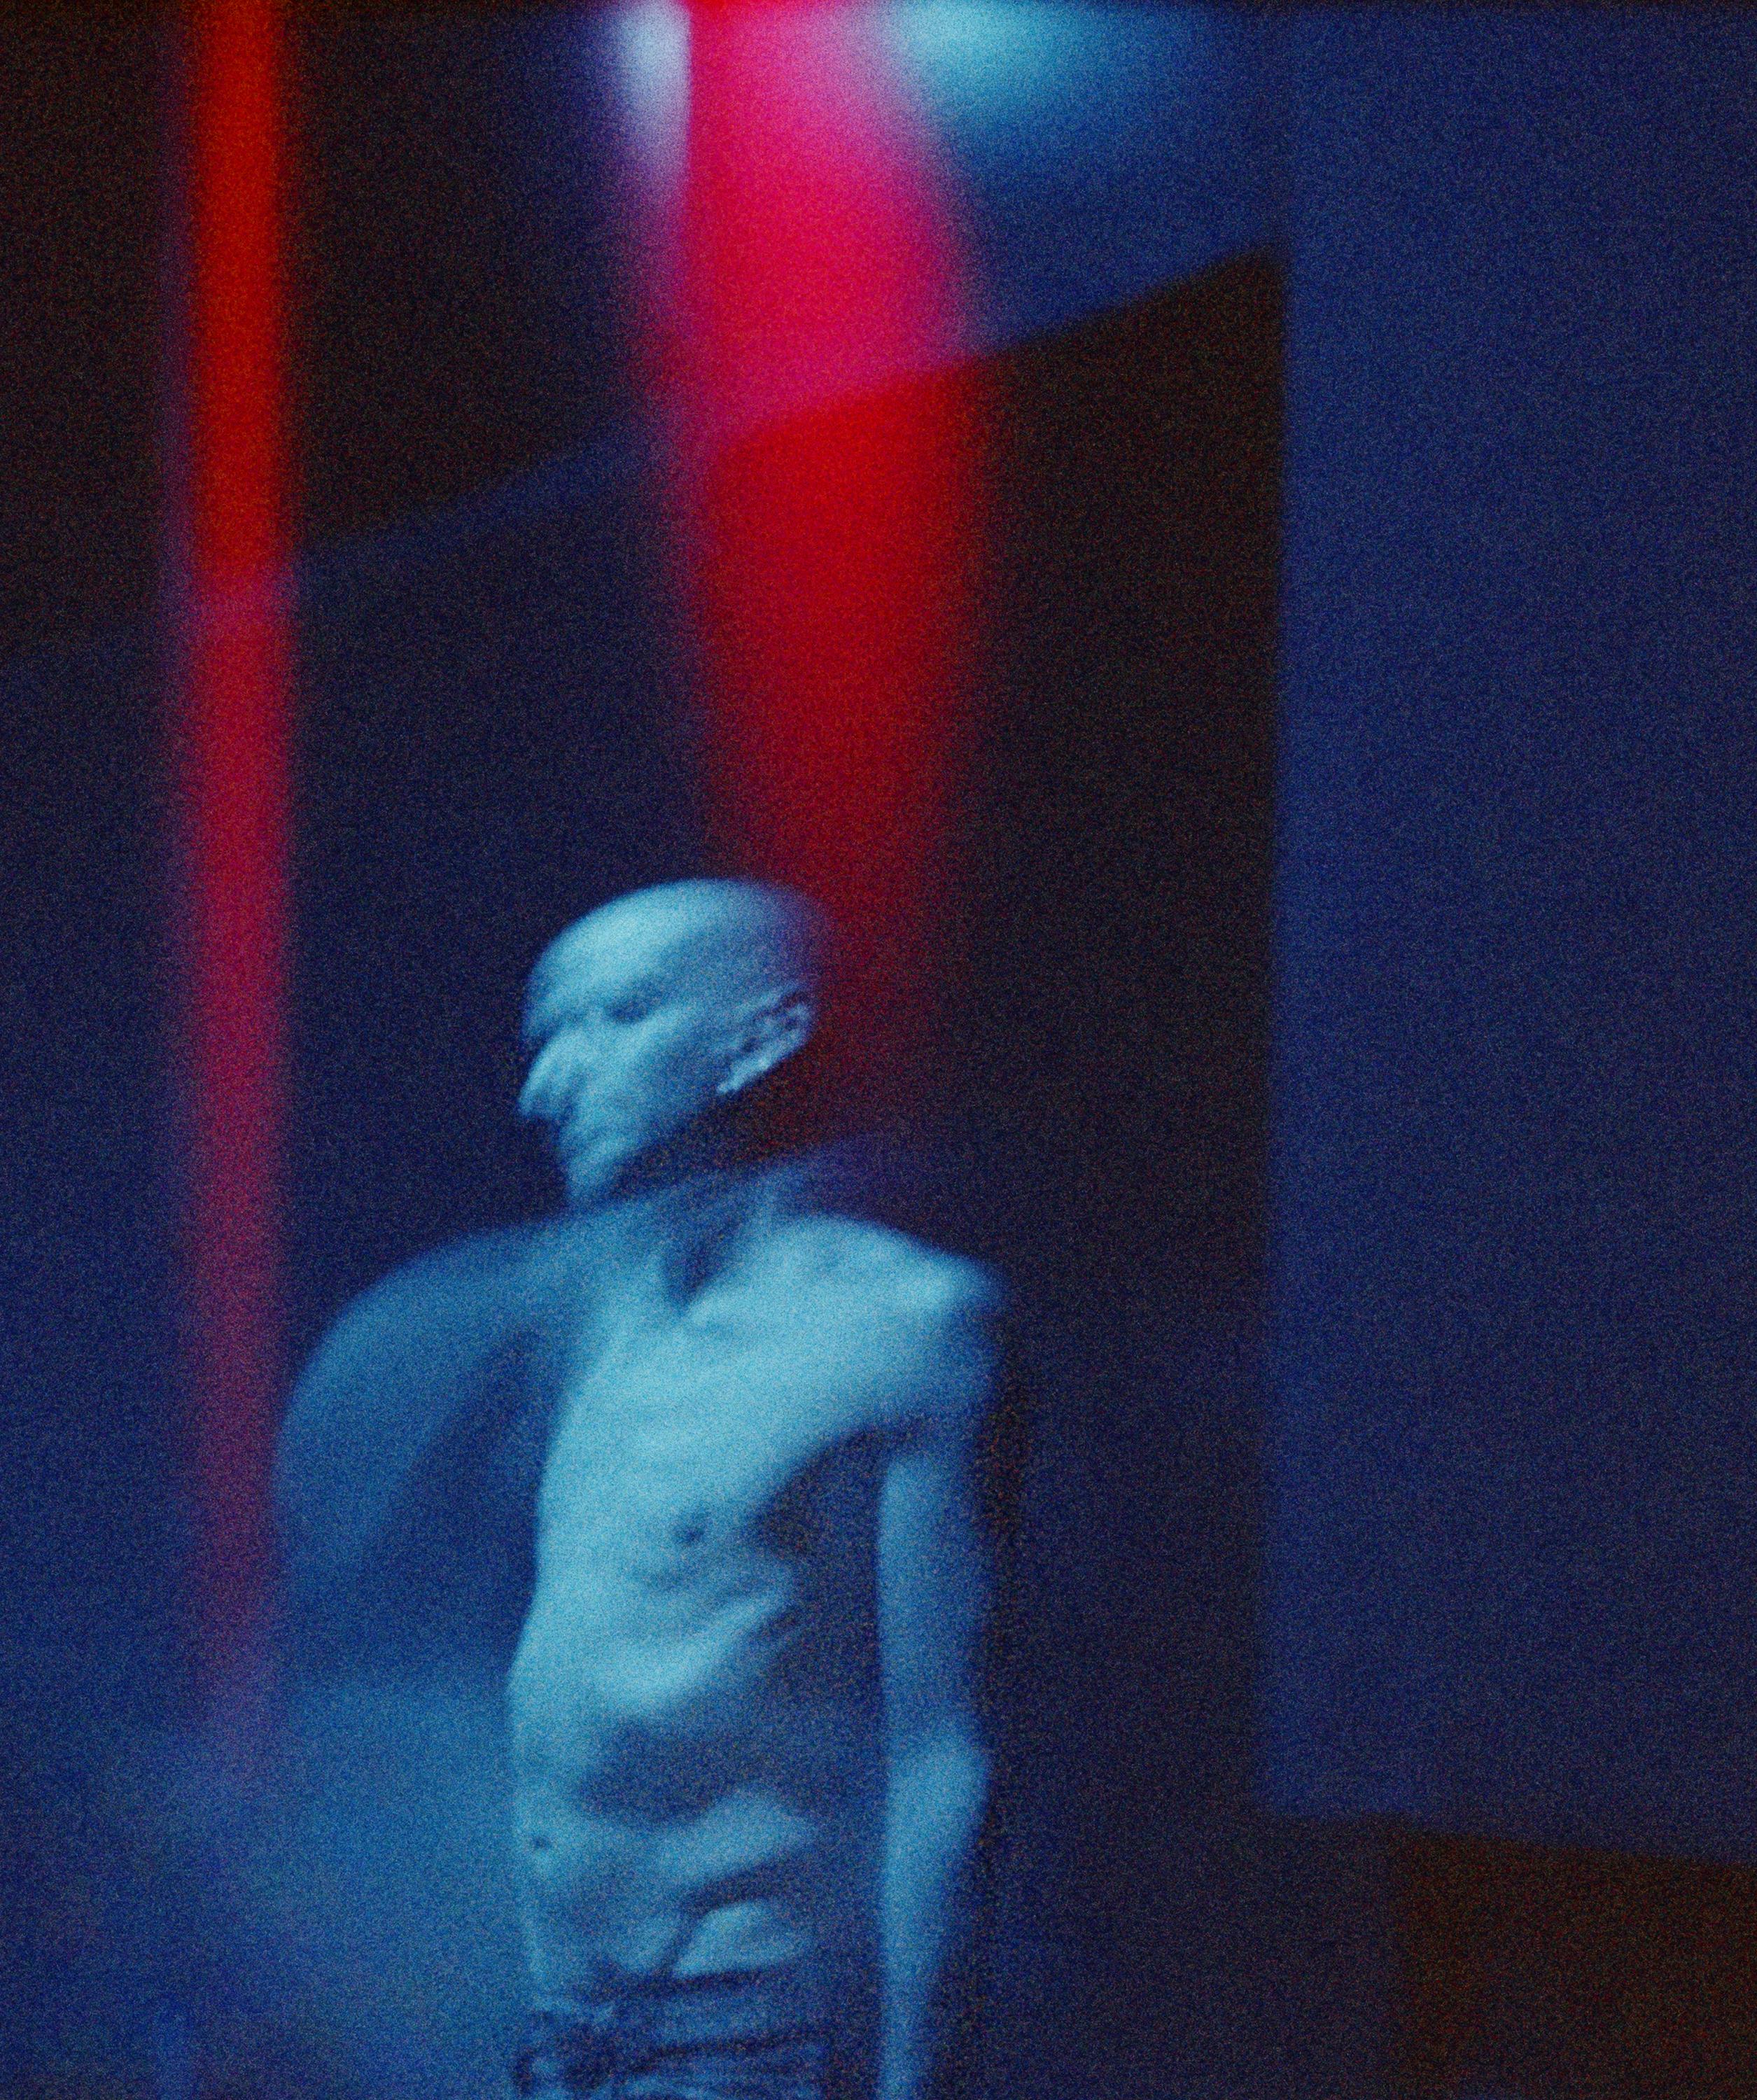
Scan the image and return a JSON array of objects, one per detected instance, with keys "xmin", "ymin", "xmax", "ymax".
[
  {"xmin": 1271, "ymin": 10, "xmax": 1757, "ymax": 2094},
  {"xmin": 939, "ymin": 256, "xmax": 1385, "ymax": 2100}
]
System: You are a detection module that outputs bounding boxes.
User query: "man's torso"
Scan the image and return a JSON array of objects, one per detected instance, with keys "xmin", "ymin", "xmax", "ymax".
[{"xmin": 507, "ymin": 1215, "xmax": 965, "ymax": 1998}]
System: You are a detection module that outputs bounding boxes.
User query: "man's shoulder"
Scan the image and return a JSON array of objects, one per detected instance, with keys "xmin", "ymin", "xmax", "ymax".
[
  {"xmin": 779, "ymin": 1214, "xmax": 1000, "ymax": 1327},
  {"xmin": 768, "ymin": 1217, "xmax": 999, "ymax": 1436}
]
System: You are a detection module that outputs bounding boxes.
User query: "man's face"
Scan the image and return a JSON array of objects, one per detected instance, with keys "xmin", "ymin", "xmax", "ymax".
[{"xmin": 518, "ymin": 906, "xmax": 737, "ymax": 1208}]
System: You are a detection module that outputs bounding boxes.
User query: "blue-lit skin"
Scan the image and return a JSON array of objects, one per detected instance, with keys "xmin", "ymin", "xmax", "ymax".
[{"xmin": 508, "ymin": 882, "xmax": 996, "ymax": 2100}]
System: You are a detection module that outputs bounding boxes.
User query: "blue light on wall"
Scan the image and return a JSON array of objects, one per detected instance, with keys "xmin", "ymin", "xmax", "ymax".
[{"xmin": 545, "ymin": 1, "xmax": 1274, "ymax": 415}]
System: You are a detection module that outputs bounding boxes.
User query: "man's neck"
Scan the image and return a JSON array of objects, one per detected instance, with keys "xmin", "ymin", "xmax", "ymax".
[{"xmin": 575, "ymin": 1147, "xmax": 808, "ymax": 1317}]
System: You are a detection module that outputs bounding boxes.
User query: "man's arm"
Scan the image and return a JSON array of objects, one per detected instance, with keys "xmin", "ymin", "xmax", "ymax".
[{"xmin": 875, "ymin": 1269, "xmax": 997, "ymax": 2100}]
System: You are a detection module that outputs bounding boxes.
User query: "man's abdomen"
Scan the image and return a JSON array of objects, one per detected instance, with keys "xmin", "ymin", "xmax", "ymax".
[{"xmin": 506, "ymin": 1585, "xmax": 874, "ymax": 1994}]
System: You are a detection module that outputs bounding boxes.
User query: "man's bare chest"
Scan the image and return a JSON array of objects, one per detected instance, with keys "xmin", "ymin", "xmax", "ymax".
[{"xmin": 533, "ymin": 1283, "xmax": 891, "ymax": 1595}]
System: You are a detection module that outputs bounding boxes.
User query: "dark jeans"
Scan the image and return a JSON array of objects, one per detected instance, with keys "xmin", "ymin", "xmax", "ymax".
[{"xmin": 512, "ymin": 1968, "xmax": 831, "ymax": 2100}]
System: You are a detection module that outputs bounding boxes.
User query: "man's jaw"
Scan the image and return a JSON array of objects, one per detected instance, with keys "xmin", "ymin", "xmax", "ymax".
[
  {"xmin": 557, "ymin": 1130, "xmax": 623, "ymax": 1209},
  {"xmin": 556, "ymin": 1119, "xmax": 687, "ymax": 1210},
  {"xmin": 554, "ymin": 1110, "xmax": 748, "ymax": 1212}
]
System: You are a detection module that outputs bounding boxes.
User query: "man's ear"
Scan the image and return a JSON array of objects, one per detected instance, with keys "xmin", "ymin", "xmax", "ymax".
[{"xmin": 715, "ymin": 988, "xmax": 816, "ymax": 1099}]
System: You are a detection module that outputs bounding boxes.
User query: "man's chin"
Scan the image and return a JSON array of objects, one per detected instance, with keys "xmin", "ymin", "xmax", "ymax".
[
  {"xmin": 560, "ymin": 1151, "xmax": 625, "ymax": 1210},
  {"xmin": 559, "ymin": 1124, "xmax": 732, "ymax": 1210}
]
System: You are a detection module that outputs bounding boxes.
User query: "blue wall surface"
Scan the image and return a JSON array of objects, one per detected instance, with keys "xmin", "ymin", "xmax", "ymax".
[{"xmin": 1271, "ymin": 8, "xmax": 1757, "ymax": 1861}]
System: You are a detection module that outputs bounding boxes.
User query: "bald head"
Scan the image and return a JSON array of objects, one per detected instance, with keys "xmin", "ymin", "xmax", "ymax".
[
  {"xmin": 531, "ymin": 881, "xmax": 825, "ymax": 1021},
  {"xmin": 519, "ymin": 881, "xmax": 827, "ymax": 1206}
]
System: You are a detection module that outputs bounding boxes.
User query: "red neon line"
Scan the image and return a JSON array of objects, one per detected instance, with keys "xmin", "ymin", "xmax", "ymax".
[{"xmin": 171, "ymin": 0, "xmax": 292, "ymax": 1734}]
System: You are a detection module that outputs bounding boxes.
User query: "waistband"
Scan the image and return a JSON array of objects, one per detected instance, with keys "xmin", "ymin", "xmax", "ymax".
[{"xmin": 520, "ymin": 1959, "xmax": 831, "ymax": 2073}]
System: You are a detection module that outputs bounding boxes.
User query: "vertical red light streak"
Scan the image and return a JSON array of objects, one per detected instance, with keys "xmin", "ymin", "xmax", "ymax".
[
  {"xmin": 167, "ymin": 0, "xmax": 292, "ymax": 1737},
  {"xmin": 674, "ymin": 4, "xmax": 983, "ymax": 1108}
]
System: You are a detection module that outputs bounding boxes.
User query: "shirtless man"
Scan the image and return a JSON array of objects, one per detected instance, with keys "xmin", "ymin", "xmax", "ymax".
[{"xmin": 503, "ymin": 880, "xmax": 995, "ymax": 2100}]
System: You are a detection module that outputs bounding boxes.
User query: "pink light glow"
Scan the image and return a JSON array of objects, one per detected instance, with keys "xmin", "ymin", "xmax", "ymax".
[{"xmin": 666, "ymin": 3, "xmax": 985, "ymax": 1107}]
